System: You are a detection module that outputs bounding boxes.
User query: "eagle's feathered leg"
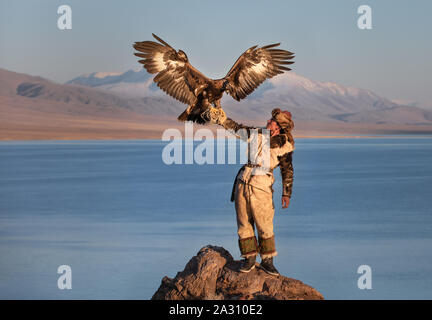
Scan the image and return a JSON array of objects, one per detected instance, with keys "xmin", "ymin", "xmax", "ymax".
[
  {"xmin": 213, "ymin": 99, "xmax": 222, "ymax": 109},
  {"xmin": 187, "ymin": 98, "xmax": 211, "ymax": 124}
]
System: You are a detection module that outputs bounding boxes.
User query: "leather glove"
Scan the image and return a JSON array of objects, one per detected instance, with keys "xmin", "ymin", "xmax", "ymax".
[{"xmin": 202, "ymin": 107, "xmax": 227, "ymax": 125}]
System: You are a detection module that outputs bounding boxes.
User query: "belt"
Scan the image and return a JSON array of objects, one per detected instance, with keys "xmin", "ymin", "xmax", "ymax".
[
  {"xmin": 245, "ymin": 163, "xmax": 261, "ymax": 168},
  {"xmin": 230, "ymin": 165, "xmax": 274, "ymax": 202}
]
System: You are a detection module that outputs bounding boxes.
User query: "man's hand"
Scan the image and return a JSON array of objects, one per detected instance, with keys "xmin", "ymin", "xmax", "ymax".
[{"xmin": 281, "ymin": 196, "xmax": 290, "ymax": 209}]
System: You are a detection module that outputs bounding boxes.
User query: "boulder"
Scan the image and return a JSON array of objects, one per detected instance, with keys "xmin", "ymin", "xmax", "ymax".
[{"xmin": 152, "ymin": 245, "xmax": 324, "ymax": 300}]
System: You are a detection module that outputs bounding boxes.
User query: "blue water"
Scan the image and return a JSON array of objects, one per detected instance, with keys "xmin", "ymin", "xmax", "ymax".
[{"xmin": 1, "ymin": 138, "xmax": 432, "ymax": 299}]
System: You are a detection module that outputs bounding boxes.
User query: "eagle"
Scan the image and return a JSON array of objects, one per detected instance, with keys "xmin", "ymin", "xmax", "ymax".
[{"xmin": 133, "ymin": 34, "xmax": 294, "ymax": 124}]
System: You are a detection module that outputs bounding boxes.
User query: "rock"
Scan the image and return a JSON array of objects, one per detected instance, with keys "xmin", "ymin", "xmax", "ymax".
[{"xmin": 152, "ymin": 245, "xmax": 324, "ymax": 300}]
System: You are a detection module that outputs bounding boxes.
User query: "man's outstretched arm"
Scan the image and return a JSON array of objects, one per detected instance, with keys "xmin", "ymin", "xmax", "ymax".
[
  {"xmin": 206, "ymin": 107, "xmax": 263, "ymax": 141},
  {"xmin": 207, "ymin": 107, "xmax": 290, "ymax": 148},
  {"xmin": 222, "ymin": 117, "xmax": 262, "ymax": 135}
]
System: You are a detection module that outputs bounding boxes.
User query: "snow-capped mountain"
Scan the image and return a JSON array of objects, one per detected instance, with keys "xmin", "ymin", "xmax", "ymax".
[
  {"xmin": 67, "ymin": 69, "xmax": 161, "ymax": 97},
  {"xmin": 67, "ymin": 69, "xmax": 150, "ymax": 87},
  {"xmin": 221, "ymin": 72, "xmax": 400, "ymax": 121}
]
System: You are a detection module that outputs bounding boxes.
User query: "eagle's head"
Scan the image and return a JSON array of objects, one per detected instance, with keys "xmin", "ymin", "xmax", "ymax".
[{"xmin": 177, "ymin": 50, "xmax": 188, "ymax": 62}]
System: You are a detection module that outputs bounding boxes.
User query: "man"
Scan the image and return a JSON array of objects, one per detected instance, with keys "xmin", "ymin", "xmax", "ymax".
[{"xmin": 208, "ymin": 108, "xmax": 295, "ymax": 276}]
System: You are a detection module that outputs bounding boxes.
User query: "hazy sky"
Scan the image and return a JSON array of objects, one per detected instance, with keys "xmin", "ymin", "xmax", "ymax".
[{"xmin": 1, "ymin": 0, "xmax": 431, "ymax": 108}]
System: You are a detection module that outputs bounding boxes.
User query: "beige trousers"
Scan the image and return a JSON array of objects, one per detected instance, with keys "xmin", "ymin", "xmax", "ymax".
[{"xmin": 234, "ymin": 180, "xmax": 277, "ymax": 259}]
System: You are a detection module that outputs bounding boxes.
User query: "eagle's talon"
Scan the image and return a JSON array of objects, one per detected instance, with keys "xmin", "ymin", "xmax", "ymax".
[{"xmin": 201, "ymin": 109, "xmax": 212, "ymax": 122}]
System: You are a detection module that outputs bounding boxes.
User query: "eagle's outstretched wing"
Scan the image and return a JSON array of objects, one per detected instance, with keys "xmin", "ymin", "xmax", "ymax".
[
  {"xmin": 133, "ymin": 34, "xmax": 208, "ymax": 105},
  {"xmin": 224, "ymin": 43, "xmax": 294, "ymax": 101}
]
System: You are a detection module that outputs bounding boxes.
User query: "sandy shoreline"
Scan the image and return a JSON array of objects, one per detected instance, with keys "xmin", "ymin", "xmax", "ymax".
[
  {"xmin": 1, "ymin": 104, "xmax": 432, "ymax": 141},
  {"xmin": 2, "ymin": 133, "xmax": 431, "ymax": 142}
]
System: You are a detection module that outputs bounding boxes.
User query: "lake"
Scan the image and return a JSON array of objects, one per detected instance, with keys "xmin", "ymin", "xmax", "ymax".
[{"xmin": 1, "ymin": 138, "xmax": 432, "ymax": 299}]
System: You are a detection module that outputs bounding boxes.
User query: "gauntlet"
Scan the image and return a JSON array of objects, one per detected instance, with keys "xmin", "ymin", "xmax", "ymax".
[{"xmin": 202, "ymin": 107, "xmax": 227, "ymax": 125}]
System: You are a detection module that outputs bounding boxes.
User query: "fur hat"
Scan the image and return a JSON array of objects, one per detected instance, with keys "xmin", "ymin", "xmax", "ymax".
[{"xmin": 271, "ymin": 108, "xmax": 294, "ymax": 130}]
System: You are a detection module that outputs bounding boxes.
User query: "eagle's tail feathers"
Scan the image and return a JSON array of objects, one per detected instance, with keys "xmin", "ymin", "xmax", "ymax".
[
  {"xmin": 177, "ymin": 105, "xmax": 192, "ymax": 122},
  {"xmin": 177, "ymin": 110, "xmax": 189, "ymax": 122}
]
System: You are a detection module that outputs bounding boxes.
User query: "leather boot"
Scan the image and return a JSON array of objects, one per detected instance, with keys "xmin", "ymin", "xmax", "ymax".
[
  {"xmin": 260, "ymin": 257, "xmax": 279, "ymax": 276},
  {"xmin": 239, "ymin": 255, "xmax": 256, "ymax": 273}
]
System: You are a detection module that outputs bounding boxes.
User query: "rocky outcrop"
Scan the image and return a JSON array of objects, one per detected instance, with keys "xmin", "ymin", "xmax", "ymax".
[{"xmin": 152, "ymin": 245, "xmax": 324, "ymax": 300}]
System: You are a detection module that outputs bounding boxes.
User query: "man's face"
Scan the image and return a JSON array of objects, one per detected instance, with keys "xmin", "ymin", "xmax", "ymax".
[{"xmin": 266, "ymin": 119, "xmax": 280, "ymax": 137}]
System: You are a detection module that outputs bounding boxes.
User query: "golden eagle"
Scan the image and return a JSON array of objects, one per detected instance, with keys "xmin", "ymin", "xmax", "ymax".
[{"xmin": 133, "ymin": 34, "xmax": 294, "ymax": 124}]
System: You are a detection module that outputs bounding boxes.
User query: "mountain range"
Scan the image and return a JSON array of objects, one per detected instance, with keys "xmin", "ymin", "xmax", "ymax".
[
  {"xmin": 1, "ymin": 67, "xmax": 432, "ymax": 140},
  {"xmin": 67, "ymin": 68, "xmax": 432, "ymax": 125}
]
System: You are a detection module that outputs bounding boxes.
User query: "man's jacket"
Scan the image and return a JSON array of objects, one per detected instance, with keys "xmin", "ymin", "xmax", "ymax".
[{"xmin": 222, "ymin": 118, "xmax": 295, "ymax": 201}]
